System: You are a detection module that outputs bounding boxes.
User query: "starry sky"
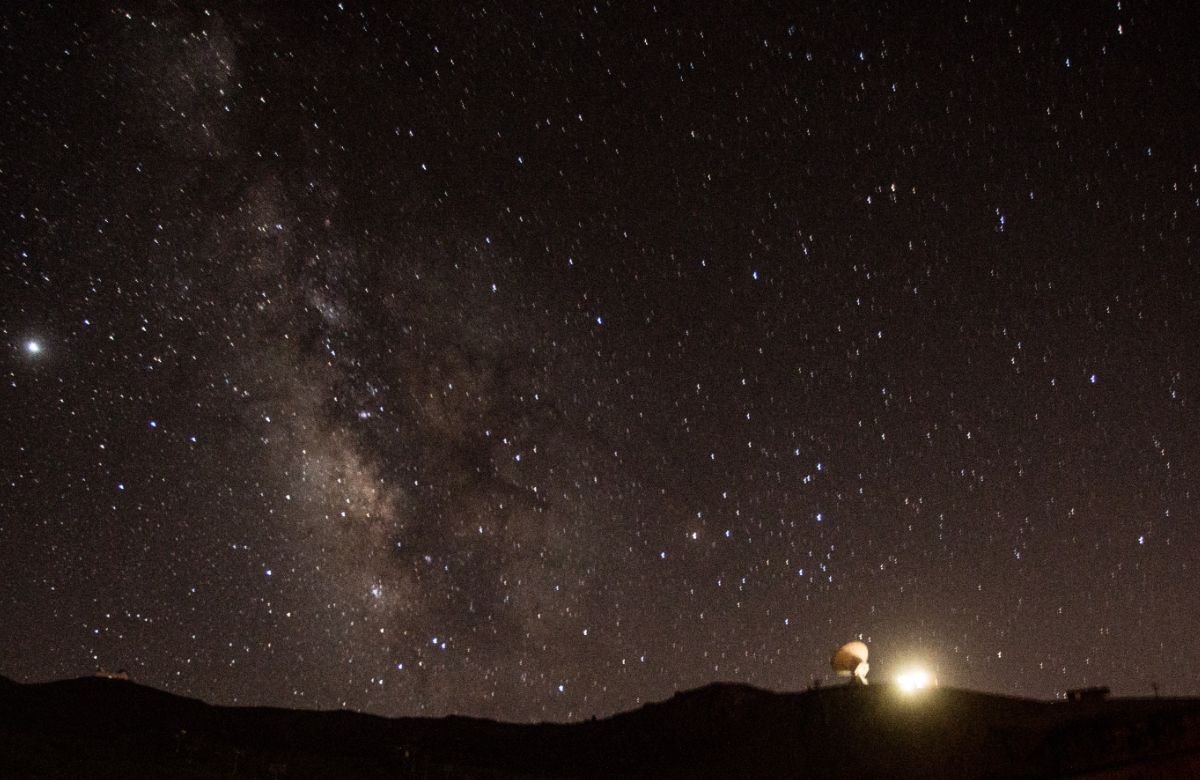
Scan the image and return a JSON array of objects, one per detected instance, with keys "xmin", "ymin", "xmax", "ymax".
[{"xmin": 2, "ymin": 2, "xmax": 1198, "ymax": 722}]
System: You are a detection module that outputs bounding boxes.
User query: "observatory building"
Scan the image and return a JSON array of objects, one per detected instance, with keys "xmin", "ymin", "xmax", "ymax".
[{"xmin": 831, "ymin": 641, "xmax": 869, "ymax": 685}]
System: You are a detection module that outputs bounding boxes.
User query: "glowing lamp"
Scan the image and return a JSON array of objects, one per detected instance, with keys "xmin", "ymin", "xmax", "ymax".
[{"xmin": 896, "ymin": 668, "xmax": 935, "ymax": 693}]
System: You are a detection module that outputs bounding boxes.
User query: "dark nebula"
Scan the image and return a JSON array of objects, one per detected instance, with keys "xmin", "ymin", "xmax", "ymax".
[{"xmin": 2, "ymin": 3, "xmax": 1197, "ymax": 721}]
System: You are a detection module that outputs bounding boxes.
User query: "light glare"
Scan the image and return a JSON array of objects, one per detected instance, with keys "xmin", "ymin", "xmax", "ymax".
[{"xmin": 896, "ymin": 668, "xmax": 933, "ymax": 693}]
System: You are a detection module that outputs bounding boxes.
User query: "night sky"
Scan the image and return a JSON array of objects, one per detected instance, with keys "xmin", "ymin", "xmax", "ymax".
[{"xmin": 2, "ymin": 2, "xmax": 1198, "ymax": 722}]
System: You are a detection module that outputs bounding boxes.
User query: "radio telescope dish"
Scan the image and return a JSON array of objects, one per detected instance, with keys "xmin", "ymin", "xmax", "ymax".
[{"xmin": 831, "ymin": 641, "xmax": 870, "ymax": 684}]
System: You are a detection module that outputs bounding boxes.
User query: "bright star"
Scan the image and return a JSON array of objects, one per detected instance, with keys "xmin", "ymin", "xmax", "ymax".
[{"xmin": 25, "ymin": 339, "xmax": 42, "ymax": 355}]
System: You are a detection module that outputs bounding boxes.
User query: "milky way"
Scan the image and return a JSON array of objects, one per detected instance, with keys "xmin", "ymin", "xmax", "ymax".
[{"xmin": 2, "ymin": 3, "xmax": 1198, "ymax": 721}]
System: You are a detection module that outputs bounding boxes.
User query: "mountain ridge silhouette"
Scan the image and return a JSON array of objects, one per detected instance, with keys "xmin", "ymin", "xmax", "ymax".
[{"xmin": 3, "ymin": 673, "xmax": 1199, "ymax": 777}]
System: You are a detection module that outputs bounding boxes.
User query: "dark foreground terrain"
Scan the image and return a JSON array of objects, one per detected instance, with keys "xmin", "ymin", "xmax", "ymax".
[{"xmin": 2, "ymin": 674, "xmax": 1199, "ymax": 778}]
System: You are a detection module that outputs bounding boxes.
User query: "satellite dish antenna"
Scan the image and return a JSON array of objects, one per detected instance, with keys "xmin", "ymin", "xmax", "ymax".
[{"xmin": 831, "ymin": 641, "xmax": 870, "ymax": 685}]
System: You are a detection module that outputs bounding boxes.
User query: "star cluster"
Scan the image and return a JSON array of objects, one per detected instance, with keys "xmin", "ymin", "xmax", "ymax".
[{"xmin": 2, "ymin": 3, "xmax": 1198, "ymax": 721}]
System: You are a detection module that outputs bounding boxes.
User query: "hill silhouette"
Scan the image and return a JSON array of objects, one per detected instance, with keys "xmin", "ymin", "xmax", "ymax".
[{"xmin": 2, "ymin": 674, "xmax": 1200, "ymax": 778}]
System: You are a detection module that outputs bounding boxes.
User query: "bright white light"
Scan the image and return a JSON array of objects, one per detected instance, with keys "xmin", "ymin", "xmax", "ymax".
[
  {"xmin": 25, "ymin": 339, "xmax": 42, "ymax": 355},
  {"xmin": 896, "ymin": 668, "xmax": 934, "ymax": 693}
]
